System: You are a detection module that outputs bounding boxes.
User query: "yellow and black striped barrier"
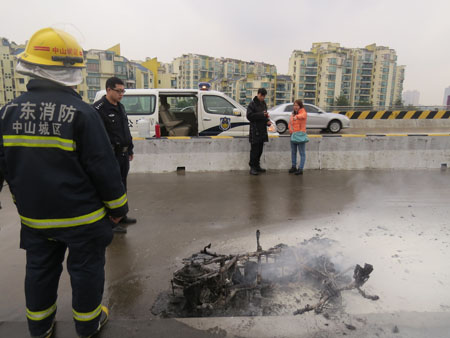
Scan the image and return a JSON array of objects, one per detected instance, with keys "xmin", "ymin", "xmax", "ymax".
[
  {"xmin": 332, "ymin": 110, "xmax": 450, "ymax": 119},
  {"xmin": 133, "ymin": 133, "xmax": 450, "ymax": 141}
]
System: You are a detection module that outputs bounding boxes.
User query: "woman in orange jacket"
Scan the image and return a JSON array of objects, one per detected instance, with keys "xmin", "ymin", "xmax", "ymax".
[{"xmin": 288, "ymin": 99, "xmax": 307, "ymax": 175}]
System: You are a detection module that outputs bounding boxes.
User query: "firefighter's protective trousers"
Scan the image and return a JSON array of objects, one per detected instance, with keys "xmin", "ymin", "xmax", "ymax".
[{"xmin": 21, "ymin": 218, "xmax": 113, "ymax": 337}]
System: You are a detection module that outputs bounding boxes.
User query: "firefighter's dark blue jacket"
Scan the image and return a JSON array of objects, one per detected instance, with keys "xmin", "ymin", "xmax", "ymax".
[{"xmin": 0, "ymin": 79, "xmax": 128, "ymax": 229}]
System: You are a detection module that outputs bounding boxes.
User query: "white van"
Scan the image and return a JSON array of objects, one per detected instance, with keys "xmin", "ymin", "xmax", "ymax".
[{"xmin": 93, "ymin": 88, "xmax": 277, "ymax": 137}]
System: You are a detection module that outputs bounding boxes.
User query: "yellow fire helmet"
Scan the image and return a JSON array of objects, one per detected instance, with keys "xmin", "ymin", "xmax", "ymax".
[{"xmin": 18, "ymin": 27, "xmax": 85, "ymax": 68}]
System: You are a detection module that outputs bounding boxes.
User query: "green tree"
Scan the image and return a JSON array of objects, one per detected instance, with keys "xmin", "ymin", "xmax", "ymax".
[
  {"xmin": 393, "ymin": 98, "xmax": 403, "ymax": 108},
  {"xmin": 334, "ymin": 95, "xmax": 350, "ymax": 106}
]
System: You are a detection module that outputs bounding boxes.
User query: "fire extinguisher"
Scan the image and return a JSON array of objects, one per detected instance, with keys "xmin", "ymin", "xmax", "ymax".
[{"xmin": 155, "ymin": 122, "xmax": 161, "ymax": 138}]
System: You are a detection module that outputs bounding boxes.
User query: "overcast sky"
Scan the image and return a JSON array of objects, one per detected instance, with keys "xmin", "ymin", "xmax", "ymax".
[{"xmin": 1, "ymin": 0, "xmax": 449, "ymax": 105}]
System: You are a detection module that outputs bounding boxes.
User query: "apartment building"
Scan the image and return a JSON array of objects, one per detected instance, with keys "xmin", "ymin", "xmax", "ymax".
[
  {"xmin": 175, "ymin": 53, "xmax": 281, "ymax": 107},
  {"xmin": 393, "ymin": 66, "xmax": 405, "ymax": 105},
  {"xmin": 211, "ymin": 73, "xmax": 292, "ymax": 108},
  {"xmin": 82, "ymin": 48, "xmax": 154, "ymax": 102},
  {"xmin": 288, "ymin": 42, "xmax": 405, "ymax": 108},
  {"xmin": 0, "ymin": 38, "xmax": 28, "ymax": 107},
  {"xmin": 172, "ymin": 53, "xmax": 277, "ymax": 89}
]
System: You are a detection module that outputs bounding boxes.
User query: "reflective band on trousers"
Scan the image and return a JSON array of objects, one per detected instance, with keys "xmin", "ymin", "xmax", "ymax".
[
  {"xmin": 3, "ymin": 135, "xmax": 76, "ymax": 151},
  {"xmin": 26, "ymin": 303, "xmax": 57, "ymax": 321},
  {"xmin": 20, "ymin": 207, "xmax": 106, "ymax": 229},
  {"xmin": 103, "ymin": 193, "xmax": 127, "ymax": 209},
  {"xmin": 73, "ymin": 304, "xmax": 102, "ymax": 322}
]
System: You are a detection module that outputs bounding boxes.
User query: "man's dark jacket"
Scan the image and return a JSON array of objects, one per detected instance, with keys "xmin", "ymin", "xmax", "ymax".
[
  {"xmin": 0, "ymin": 79, "xmax": 128, "ymax": 228},
  {"xmin": 93, "ymin": 95, "xmax": 133, "ymax": 156},
  {"xmin": 246, "ymin": 96, "xmax": 269, "ymax": 144}
]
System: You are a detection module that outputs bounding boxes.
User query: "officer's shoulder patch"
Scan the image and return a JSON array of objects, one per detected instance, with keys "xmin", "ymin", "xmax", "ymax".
[{"xmin": 93, "ymin": 102, "xmax": 104, "ymax": 110}]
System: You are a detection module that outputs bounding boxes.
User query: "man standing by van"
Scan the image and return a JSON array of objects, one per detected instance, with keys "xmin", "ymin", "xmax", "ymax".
[
  {"xmin": 94, "ymin": 77, "xmax": 136, "ymax": 233},
  {"xmin": 247, "ymin": 88, "xmax": 271, "ymax": 175}
]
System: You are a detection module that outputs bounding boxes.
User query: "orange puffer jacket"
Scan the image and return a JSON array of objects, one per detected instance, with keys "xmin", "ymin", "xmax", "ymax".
[{"xmin": 288, "ymin": 108, "xmax": 307, "ymax": 133}]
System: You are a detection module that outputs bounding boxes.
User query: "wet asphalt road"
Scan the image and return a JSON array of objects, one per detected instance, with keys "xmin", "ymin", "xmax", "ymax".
[{"xmin": 1, "ymin": 170, "xmax": 450, "ymax": 337}]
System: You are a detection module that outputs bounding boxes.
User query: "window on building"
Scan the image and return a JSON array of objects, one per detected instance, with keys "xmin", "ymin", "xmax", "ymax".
[
  {"xmin": 88, "ymin": 90, "xmax": 97, "ymax": 102},
  {"xmin": 328, "ymin": 58, "xmax": 337, "ymax": 65},
  {"xmin": 19, "ymin": 78, "xmax": 25, "ymax": 84},
  {"xmin": 87, "ymin": 63, "xmax": 99, "ymax": 72},
  {"xmin": 86, "ymin": 77, "xmax": 100, "ymax": 86}
]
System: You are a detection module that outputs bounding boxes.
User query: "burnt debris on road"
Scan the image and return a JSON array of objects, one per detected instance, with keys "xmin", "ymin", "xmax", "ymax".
[{"xmin": 152, "ymin": 231, "xmax": 378, "ymax": 318}]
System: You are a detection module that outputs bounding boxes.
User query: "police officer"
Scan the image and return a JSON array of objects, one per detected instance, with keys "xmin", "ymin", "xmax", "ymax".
[
  {"xmin": 93, "ymin": 77, "xmax": 136, "ymax": 234},
  {"xmin": 0, "ymin": 28, "xmax": 128, "ymax": 338}
]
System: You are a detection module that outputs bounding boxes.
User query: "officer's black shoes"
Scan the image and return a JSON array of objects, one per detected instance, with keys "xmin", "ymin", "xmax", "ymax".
[
  {"xmin": 249, "ymin": 168, "xmax": 259, "ymax": 175},
  {"xmin": 112, "ymin": 225, "xmax": 127, "ymax": 234},
  {"xmin": 289, "ymin": 166, "xmax": 297, "ymax": 174},
  {"xmin": 120, "ymin": 216, "xmax": 137, "ymax": 225},
  {"xmin": 295, "ymin": 168, "xmax": 304, "ymax": 175},
  {"xmin": 79, "ymin": 306, "xmax": 109, "ymax": 338},
  {"xmin": 256, "ymin": 166, "xmax": 266, "ymax": 173},
  {"xmin": 31, "ymin": 320, "xmax": 55, "ymax": 338}
]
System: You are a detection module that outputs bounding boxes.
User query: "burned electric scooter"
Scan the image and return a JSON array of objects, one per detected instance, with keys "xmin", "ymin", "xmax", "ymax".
[{"xmin": 164, "ymin": 231, "xmax": 378, "ymax": 317}]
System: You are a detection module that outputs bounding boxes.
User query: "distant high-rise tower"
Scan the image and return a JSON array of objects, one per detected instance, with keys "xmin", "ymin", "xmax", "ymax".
[
  {"xmin": 402, "ymin": 90, "xmax": 420, "ymax": 106},
  {"xmin": 443, "ymin": 86, "xmax": 450, "ymax": 106}
]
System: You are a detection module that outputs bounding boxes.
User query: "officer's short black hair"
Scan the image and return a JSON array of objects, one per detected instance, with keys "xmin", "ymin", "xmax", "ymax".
[
  {"xmin": 106, "ymin": 77, "xmax": 124, "ymax": 90},
  {"xmin": 257, "ymin": 88, "xmax": 267, "ymax": 96}
]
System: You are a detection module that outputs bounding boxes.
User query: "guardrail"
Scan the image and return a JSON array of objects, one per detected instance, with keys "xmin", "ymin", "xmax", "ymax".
[
  {"xmin": 332, "ymin": 110, "xmax": 450, "ymax": 119},
  {"xmin": 325, "ymin": 105, "xmax": 449, "ymax": 111}
]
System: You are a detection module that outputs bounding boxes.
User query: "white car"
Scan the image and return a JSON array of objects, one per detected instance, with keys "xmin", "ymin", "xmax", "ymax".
[{"xmin": 268, "ymin": 103, "xmax": 350, "ymax": 134}]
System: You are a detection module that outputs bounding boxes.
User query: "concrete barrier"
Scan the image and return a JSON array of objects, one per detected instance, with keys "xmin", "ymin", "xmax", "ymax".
[
  {"xmin": 350, "ymin": 119, "xmax": 450, "ymax": 128},
  {"xmin": 130, "ymin": 134, "xmax": 450, "ymax": 172}
]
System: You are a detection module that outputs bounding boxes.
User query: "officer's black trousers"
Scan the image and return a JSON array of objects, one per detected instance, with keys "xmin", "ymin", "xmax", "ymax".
[
  {"xmin": 20, "ymin": 218, "xmax": 113, "ymax": 337},
  {"xmin": 116, "ymin": 152, "xmax": 130, "ymax": 191},
  {"xmin": 249, "ymin": 142, "xmax": 264, "ymax": 168}
]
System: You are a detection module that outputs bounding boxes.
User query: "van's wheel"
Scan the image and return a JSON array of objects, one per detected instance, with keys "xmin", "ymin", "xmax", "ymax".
[
  {"xmin": 276, "ymin": 121, "xmax": 288, "ymax": 134},
  {"xmin": 328, "ymin": 120, "xmax": 342, "ymax": 133}
]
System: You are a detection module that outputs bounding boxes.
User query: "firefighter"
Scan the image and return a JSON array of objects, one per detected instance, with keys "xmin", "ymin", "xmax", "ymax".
[{"xmin": 0, "ymin": 28, "xmax": 128, "ymax": 338}]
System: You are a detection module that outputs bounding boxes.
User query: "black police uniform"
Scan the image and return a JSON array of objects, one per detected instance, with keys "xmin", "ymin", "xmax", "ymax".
[
  {"xmin": 247, "ymin": 96, "xmax": 269, "ymax": 170},
  {"xmin": 93, "ymin": 96, "xmax": 134, "ymax": 191},
  {"xmin": 0, "ymin": 79, "xmax": 128, "ymax": 337}
]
